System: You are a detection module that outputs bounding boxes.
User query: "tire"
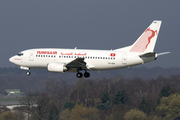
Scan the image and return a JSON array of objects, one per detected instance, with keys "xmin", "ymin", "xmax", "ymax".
[
  {"xmin": 84, "ymin": 72, "xmax": 90, "ymax": 78},
  {"xmin": 76, "ymin": 72, "xmax": 83, "ymax": 78},
  {"xmin": 27, "ymin": 71, "xmax": 31, "ymax": 76}
]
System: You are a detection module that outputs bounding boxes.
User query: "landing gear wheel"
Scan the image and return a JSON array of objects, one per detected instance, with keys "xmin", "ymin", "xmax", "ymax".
[
  {"xmin": 26, "ymin": 71, "xmax": 31, "ymax": 76},
  {"xmin": 84, "ymin": 72, "xmax": 90, "ymax": 78},
  {"xmin": 76, "ymin": 72, "xmax": 83, "ymax": 78}
]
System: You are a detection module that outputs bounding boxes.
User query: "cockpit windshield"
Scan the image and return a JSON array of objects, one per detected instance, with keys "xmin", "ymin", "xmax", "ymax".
[{"xmin": 17, "ymin": 53, "xmax": 23, "ymax": 56}]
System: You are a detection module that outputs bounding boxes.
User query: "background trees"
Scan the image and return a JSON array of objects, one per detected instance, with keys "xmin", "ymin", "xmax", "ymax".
[
  {"xmin": 156, "ymin": 93, "xmax": 180, "ymax": 119},
  {"xmin": 2, "ymin": 67, "xmax": 180, "ymax": 119},
  {"xmin": 19, "ymin": 91, "xmax": 50, "ymax": 120},
  {"xmin": 0, "ymin": 111, "xmax": 18, "ymax": 120},
  {"xmin": 124, "ymin": 109, "xmax": 147, "ymax": 120}
]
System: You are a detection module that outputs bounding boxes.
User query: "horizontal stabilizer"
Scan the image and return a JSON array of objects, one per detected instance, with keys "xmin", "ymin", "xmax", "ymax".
[
  {"xmin": 157, "ymin": 52, "xmax": 171, "ymax": 56},
  {"xmin": 139, "ymin": 52, "xmax": 156, "ymax": 57}
]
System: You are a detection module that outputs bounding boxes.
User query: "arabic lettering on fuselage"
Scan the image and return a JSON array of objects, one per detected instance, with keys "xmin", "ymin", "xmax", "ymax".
[
  {"xmin": 61, "ymin": 52, "xmax": 73, "ymax": 55},
  {"xmin": 74, "ymin": 53, "xmax": 87, "ymax": 56},
  {"xmin": 61, "ymin": 52, "xmax": 87, "ymax": 56}
]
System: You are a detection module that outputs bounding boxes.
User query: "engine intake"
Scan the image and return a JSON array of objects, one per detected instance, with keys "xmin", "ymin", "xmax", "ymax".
[{"xmin": 47, "ymin": 63, "xmax": 67, "ymax": 73}]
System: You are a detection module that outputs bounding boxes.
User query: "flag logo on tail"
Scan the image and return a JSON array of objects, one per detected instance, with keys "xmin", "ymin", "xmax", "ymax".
[{"xmin": 130, "ymin": 28, "xmax": 158, "ymax": 53}]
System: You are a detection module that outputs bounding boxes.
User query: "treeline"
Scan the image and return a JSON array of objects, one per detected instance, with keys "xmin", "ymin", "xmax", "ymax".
[
  {"xmin": 1, "ymin": 66, "xmax": 180, "ymax": 94},
  {"xmin": 1, "ymin": 66, "xmax": 180, "ymax": 79},
  {"xmin": 1, "ymin": 76, "xmax": 180, "ymax": 119}
]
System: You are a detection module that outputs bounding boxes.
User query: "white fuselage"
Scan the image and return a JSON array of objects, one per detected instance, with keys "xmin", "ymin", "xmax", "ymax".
[{"xmin": 9, "ymin": 48, "xmax": 155, "ymax": 72}]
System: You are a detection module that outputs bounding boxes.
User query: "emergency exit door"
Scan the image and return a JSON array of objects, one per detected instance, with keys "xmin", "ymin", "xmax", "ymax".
[{"xmin": 29, "ymin": 51, "xmax": 34, "ymax": 61}]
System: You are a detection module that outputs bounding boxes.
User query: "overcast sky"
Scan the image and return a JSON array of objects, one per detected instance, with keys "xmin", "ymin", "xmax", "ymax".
[{"xmin": 0, "ymin": 0, "xmax": 179, "ymax": 68}]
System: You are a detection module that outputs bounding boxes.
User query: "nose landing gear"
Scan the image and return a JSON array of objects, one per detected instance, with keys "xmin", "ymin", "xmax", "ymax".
[
  {"xmin": 26, "ymin": 69, "xmax": 31, "ymax": 76},
  {"xmin": 20, "ymin": 66, "xmax": 31, "ymax": 76}
]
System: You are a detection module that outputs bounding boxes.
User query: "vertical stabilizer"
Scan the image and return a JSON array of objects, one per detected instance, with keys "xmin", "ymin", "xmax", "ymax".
[{"xmin": 129, "ymin": 20, "xmax": 162, "ymax": 53}]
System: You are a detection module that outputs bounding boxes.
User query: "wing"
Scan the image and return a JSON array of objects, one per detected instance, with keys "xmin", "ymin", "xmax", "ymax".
[{"xmin": 65, "ymin": 58, "xmax": 88, "ymax": 70}]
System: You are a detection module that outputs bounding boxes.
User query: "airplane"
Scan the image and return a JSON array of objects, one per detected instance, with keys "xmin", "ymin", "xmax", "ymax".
[{"xmin": 9, "ymin": 20, "xmax": 170, "ymax": 78}]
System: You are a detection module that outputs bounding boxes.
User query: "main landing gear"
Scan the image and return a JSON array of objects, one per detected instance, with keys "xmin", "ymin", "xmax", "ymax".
[{"xmin": 76, "ymin": 72, "xmax": 90, "ymax": 78}]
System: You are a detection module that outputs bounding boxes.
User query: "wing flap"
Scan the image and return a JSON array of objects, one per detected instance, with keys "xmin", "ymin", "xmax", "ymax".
[{"xmin": 65, "ymin": 58, "xmax": 88, "ymax": 70}]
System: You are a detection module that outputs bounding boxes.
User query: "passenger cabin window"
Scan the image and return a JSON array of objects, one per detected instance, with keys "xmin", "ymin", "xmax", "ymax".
[{"xmin": 57, "ymin": 55, "xmax": 116, "ymax": 60}]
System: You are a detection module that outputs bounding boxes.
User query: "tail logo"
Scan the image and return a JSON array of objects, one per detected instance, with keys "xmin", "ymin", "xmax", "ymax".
[{"xmin": 130, "ymin": 28, "xmax": 157, "ymax": 52}]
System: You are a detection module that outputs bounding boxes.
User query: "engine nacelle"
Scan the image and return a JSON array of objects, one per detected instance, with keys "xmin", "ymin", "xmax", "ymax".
[{"xmin": 47, "ymin": 63, "xmax": 67, "ymax": 73}]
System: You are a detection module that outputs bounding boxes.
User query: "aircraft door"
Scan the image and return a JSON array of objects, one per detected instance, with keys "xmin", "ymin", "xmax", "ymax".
[
  {"xmin": 29, "ymin": 51, "xmax": 34, "ymax": 61},
  {"xmin": 122, "ymin": 54, "xmax": 127, "ymax": 64}
]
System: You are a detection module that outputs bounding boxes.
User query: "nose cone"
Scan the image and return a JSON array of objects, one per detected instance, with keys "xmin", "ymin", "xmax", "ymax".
[
  {"xmin": 9, "ymin": 55, "xmax": 22, "ymax": 66},
  {"xmin": 9, "ymin": 56, "xmax": 14, "ymax": 63}
]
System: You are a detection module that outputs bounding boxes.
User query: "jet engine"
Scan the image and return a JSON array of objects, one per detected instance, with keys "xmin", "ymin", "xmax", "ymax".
[{"xmin": 47, "ymin": 63, "xmax": 67, "ymax": 73}]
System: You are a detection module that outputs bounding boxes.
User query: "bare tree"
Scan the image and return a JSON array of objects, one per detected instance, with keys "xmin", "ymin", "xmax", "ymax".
[{"xmin": 19, "ymin": 91, "xmax": 50, "ymax": 120}]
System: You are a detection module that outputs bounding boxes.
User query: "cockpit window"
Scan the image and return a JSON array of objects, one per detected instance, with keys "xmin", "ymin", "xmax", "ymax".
[{"xmin": 17, "ymin": 53, "xmax": 23, "ymax": 56}]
